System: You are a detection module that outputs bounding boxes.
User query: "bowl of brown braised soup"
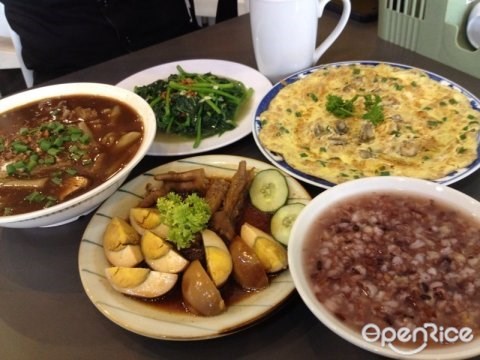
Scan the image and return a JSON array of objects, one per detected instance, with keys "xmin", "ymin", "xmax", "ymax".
[{"xmin": 0, "ymin": 83, "xmax": 156, "ymax": 228}]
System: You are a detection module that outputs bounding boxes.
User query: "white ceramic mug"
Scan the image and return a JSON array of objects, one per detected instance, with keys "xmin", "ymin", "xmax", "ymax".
[
  {"xmin": 250, "ymin": 0, "xmax": 351, "ymax": 83},
  {"xmin": 467, "ymin": 1, "xmax": 480, "ymax": 49}
]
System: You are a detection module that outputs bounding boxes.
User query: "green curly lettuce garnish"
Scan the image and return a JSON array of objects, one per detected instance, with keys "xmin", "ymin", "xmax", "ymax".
[{"xmin": 156, "ymin": 192, "xmax": 211, "ymax": 249}]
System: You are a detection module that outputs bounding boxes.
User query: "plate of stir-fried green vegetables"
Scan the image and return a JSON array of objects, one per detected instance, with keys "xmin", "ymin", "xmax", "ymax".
[{"xmin": 117, "ymin": 59, "xmax": 272, "ymax": 156}]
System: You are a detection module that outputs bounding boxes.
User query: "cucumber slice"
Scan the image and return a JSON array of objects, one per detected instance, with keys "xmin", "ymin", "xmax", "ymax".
[
  {"xmin": 270, "ymin": 203, "xmax": 306, "ymax": 245},
  {"xmin": 249, "ymin": 169, "xmax": 289, "ymax": 212}
]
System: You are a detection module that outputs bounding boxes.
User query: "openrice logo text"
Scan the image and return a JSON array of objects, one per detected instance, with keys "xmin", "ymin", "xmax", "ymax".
[{"xmin": 361, "ymin": 323, "xmax": 474, "ymax": 356}]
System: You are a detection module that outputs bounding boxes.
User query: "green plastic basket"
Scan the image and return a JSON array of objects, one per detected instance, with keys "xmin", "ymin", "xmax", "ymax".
[{"xmin": 378, "ymin": 0, "xmax": 480, "ymax": 79}]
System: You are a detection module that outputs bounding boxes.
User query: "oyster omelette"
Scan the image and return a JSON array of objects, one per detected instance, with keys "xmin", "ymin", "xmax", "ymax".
[{"xmin": 257, "ymin": 63, "xmax": 480, "ymax": 184}]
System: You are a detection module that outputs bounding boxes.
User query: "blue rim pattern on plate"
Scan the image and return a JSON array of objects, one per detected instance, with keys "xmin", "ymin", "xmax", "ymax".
[{"xmin": 252, "ymin": 61, "xmax": 480, "ymax": 189}]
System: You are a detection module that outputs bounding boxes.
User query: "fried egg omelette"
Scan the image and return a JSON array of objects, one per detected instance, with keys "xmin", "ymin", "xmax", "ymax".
[{"xmin": 258, "ymin": 63, "xmax": 480, "ymax": 184}]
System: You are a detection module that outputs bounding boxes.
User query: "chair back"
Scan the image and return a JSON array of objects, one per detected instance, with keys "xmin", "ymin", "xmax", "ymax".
[{"xmin": 0, "ymin": 3, "xmax": 34, "ymax": 88}]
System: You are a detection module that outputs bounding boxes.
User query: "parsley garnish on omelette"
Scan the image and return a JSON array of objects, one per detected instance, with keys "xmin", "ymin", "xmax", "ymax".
[
  {"xmin": 326, "ymin": 93, "xmax": 384, "ymax": 125},
  {"xmin": 258, "ymin": 63, "xmax": 480, "ymax": 184}
]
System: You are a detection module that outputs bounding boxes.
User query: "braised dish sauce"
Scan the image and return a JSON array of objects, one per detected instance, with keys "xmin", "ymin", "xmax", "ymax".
[
  {"xmin": 136, "ymin": 262, "xmax": 262, "ymax": 314},
  {"xmin": 0, "ymin": 95, "xmax": 143, "ymax": 215},
  {"xmin": 304, "ymin": 193, "xmax": 480, "ymax": 336},
  {"xmin": 103, "ymin": 161, "xmax": 292, "ymax": 317},
  {"xmin": 136, "ymin": 201, "xmax": 272, "ymax": 313}
]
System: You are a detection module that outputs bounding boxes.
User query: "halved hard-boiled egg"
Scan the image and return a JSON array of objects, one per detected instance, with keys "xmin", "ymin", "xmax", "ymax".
[
  {"xmin": 201, "ymin": 229, "xmax": 233, "ymax": 287},
  {"xmin": 240, "ymin": 223, "xmax": 288, "ymax": 273},
  {"xmin": 141, "ymin": 230, "xmax": 189, "ymax": 273},
  {"xmin": 103, "ymin": 217, "xmax": 143, "ymax": 267},
  {"xmin": 105, "ymin": 266, "xmax": 178, "ymax": 298},
  {"xmin": 181, "ymin": 260, "xmax": 225, "ymax": 316},
  {"xmin": 129, "ymin": 207, "xmax": 169, "ymax": 238}
]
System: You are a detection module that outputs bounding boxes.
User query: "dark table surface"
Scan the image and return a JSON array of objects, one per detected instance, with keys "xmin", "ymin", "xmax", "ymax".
[{"xmin": 1, "ymin": 11, "xmax": 479, "ymax": 360}]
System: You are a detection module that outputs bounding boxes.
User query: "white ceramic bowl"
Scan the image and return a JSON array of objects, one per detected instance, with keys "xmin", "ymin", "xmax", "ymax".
[
  {"xmin": 288, "ymin": 177, "xmax": 480, "ymax": 359},
  {"xmin": 0, "ymin": 83, "xmax": 156, "ymax": 228}
]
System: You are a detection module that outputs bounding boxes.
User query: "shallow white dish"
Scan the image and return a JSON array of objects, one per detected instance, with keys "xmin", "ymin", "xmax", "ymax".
[
  {"xmin": 288, "ymin": 176, "xmax": 480, "ymax": 359},
  {"xmin": 78, "ymin": 154, "xmax": 311, "ymax": 340},
  {"xmin": 0, "ymin": 83, "xmax": 156, "ymax": 228},
  {"xmin": 252, "ymin": 60, "xmax": 480, "ymax": 189},
  {"xmin": 117, "ymin": 59, "xmax": 272, "ymax": 156}
]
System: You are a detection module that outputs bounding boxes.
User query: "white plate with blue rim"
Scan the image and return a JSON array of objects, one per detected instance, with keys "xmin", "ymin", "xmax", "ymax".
[
  {"xmin": 252, "ymin": 60, "xmax": 480, "ymax": 189},
  {"xmin": 117, "ymin": 59, "xmax": 272, "ymax": 156},
  {"xmin": 78, "ymin": 154, "xmax": 311, "ymax": 340}
]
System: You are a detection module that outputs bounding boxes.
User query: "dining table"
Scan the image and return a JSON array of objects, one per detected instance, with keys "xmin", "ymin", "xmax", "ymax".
[{"xmin": 1, "ymin": 8, "xmax": 480, "ymax": 360}]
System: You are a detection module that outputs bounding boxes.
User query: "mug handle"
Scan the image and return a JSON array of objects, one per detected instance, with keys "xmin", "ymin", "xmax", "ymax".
[{"xmin": 313, "ymin": 0, "xmax": 351, "ymax": 63}]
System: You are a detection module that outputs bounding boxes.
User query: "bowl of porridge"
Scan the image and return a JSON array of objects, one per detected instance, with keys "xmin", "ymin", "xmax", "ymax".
[{"xmin": 288, "ymin": 176, "xmax": 480, "ymax": 359}]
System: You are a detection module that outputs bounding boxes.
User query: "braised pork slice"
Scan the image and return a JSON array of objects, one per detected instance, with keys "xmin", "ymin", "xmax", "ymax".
[
  {"xmin": 138, "ymin": 161, "xmax": 254, "ymax": 243},
  {"xmin": 210, "ymin": 161, "xmax": 255, "ymax": 243},
  {"xmin": 204, "ymin": 178, "xmax": 230, "ymax": 213},
  {"xmin": 211, "ymin": 211, "xmax": 236, "ymax": 243}
]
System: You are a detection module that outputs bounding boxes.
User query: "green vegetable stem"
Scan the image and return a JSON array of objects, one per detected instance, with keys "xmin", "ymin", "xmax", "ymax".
[{"xmin": 134, "ymin": 65, "xmax": 254, "ymax": 148}]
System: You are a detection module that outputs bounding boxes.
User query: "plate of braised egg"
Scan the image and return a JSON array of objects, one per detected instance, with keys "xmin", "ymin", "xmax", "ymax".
[{"xmin": 78, "ymin": 154, "xmax": 311, "ymax": 340}]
